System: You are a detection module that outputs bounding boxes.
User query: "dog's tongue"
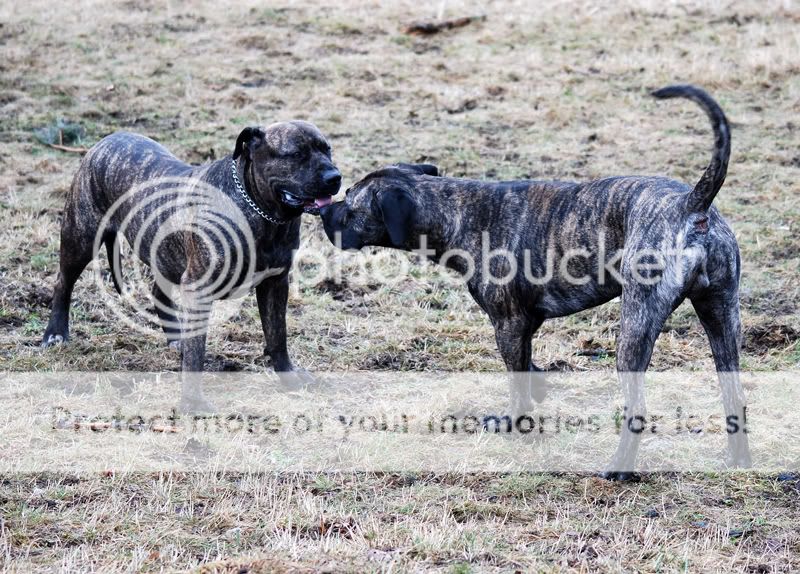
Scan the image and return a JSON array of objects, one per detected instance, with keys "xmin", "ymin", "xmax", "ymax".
[{"xmin": 314, "ymin": 196, "xmax": 332, "ymax": 208}]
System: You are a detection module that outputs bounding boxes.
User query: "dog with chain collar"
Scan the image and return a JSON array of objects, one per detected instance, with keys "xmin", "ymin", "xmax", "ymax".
[{"xmin": 42, "ymin": 122, "xmax": 340, "ymax": 412}]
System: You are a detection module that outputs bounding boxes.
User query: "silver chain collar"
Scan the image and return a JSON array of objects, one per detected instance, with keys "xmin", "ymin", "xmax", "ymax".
[{"xmin": 230, "ymin": 158, "xmax": 286, "ymax": 225}]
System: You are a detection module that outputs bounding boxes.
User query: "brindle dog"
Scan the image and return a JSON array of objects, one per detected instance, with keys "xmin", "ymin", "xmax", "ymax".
[
  {"xmin": 320, "ymin": 85, "xmax": 751, "ymax": 478},
  {"xmin": 42, "ymin": 122, "xmax": 341, "ymax": 412}
]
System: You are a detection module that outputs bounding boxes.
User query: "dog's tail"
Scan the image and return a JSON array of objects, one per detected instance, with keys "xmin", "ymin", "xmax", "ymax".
[
  {"xmin": 652, "ymin": 84, "xmax": 730, "ymax": 212},
  {"xmin": 103, "ymin": 231, "xmax": 123, "ymax": 295}
]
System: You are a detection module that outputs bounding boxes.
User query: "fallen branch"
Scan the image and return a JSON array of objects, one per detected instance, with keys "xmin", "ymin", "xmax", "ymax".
[
  {"xmin": 47, "ymin": 143, "xmax": 89, "ymax": 154},
  {"xmin": 404, "ymin": 15, "xmax": 486, "ymax": 36},
  {"xmin": 34, "ymin": 122, "xmax": 88, "ymax": 152}
]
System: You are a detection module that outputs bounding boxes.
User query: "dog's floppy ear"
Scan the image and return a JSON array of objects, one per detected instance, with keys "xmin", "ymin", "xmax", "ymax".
[
  {"xmin": 377, "ymin": 187, "xmax": 417, "ymax": 247},
  {"xmin": 233, "ymin": 127, "xmax": 264, "ymax": 160},
  {"xmin": 395, "ymin": 163, "xmax": 439, "ymax": 177}
]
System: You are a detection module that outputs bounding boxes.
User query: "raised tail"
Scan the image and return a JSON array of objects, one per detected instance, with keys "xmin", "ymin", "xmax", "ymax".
[{"xmin": 652, "ymin": 84, "xmax": 730, "ymax": 212}]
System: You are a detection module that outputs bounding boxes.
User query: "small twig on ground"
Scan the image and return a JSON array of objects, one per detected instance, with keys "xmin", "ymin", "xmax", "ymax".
[
  {"xmin": 403, "ymin": 15, "xmax": 486, "ymax": 36},
  {"xmin": 47, "ymin": 143, "xmax": 89, "ymax": 154}
]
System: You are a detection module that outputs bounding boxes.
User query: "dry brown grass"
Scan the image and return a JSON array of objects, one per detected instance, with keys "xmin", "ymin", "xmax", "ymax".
[
  {"xmin": 1, "ymin": 0, "xmax": 799, "ymax": 571},
  {"xmin": 3, "ymin": 472, "xmax": 800, "ymax": 572}
]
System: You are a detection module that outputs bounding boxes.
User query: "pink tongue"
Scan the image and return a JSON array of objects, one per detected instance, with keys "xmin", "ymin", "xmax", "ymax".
[{"xmin": 315, "ymin": 196, "xmax": 332, "ymax": 208}]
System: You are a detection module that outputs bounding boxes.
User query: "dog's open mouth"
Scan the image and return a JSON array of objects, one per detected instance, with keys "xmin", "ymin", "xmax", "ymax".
[{"xmin": 281, "ymin": 191, "xmax": 333, "ymax": 215}]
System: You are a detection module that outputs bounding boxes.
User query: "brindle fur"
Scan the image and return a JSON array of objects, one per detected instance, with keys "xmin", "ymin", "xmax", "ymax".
[
  {"xmin": 42, "ymin": 121, "xmax": 341, "ymax": 412},
  {"xmin": 321, "ymin": 85, "xmax": 751, "ymax": 478}
]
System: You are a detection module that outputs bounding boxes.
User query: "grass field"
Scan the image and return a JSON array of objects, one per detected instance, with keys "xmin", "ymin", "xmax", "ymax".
[{"xmin": 1, "ymin": 0, "xmax": 799, "ymax": 571}]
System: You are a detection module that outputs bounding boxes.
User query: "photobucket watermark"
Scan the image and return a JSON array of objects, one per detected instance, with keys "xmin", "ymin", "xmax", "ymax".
[
  {"xmin": 88, "ymin": 174, "xmax": 706, "ymax": 336},
  {"xmin": 290, "ymin": 230, "xmax": 707, "ymax": 290},
  {"xmin": 3, "ymin": 371, "xmax": 795, "ymax": 473},
  {"xmin": 90, "ymin": 176, "xmax": 283, "ymax": 339},
  {"xmin": 49, "ymin": 406, "xmax": 746, "ymax": 437}
]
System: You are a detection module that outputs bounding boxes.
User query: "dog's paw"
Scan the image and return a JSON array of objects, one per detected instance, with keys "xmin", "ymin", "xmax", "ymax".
[
  {"xmin": 528, "ymin": 365, "xmax": 549, "ymax": 403},
  {"xmin": 167, "ymin": 340, "xmax": 182, "ymax": 353},
  {"xmin": 41, "ymin": 333, "xmax": 66, "ymax": 348},
  {"xmin": 276, "ymin": 368, "xmax": 316, "ymax": 391},
  {"xmin": 178, "ymin": 395, "xmax": 217, "ymax": 415},
  {"xmin": 531, "ymin": 382, "xmax": 548, "ymax": 403},
  {"xmin": 600, "ymin": 470, "xmax": 641, "ymax": 482},
  {"xmin": 726, "ymin": 450, "xmax": 753, "ymax": 469}
]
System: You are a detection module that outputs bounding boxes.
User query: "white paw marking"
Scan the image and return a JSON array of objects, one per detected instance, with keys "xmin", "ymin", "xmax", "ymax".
[{"xmin": 41, "ymin": 334, "xmax": 65, "ymax": 349}]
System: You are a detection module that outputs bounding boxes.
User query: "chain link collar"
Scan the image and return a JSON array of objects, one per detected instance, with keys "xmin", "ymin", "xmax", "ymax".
[{"xmin": 231, "ymin": 158, "xmax": 287, "ymax": 225}]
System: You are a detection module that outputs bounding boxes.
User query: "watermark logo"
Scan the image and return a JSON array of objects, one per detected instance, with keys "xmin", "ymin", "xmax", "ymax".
[
  {"xmin": 1, "ymin": 371, "xmax": 790, "ymax": 473},
  {"xmin": 90, "ymin": 177, "xmax": 707, "ymax": 337},
  {"xmin": 91, "ymin": 177, "xmax": 272, "ymax": 339},
  {"xmin": 291, "ymin": 230, "xmax": 706, "ymax": 291}
]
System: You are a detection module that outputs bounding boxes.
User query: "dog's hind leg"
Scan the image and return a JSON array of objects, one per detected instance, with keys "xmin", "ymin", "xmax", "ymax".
[
  {"xmin": 42, "ymin": 199, "xmax": 96, "ymax": 347},
  {"xmin": 177, "ymin": 273, "xmax": 215, "ymax": 414},
  {"xmin": 604, "ymin": 284, "xmax": 675, "ymax": 480},
  {"xmin": 153, "ymin": 283, "xmax": 182, "ymax": 350},
  {"xmin": 691, "ymin": 289, "xmax": 752, "ymax": 468},
  {"xmin": 528, "ymin": 360, "xmax": 549, "ymax": 403}
]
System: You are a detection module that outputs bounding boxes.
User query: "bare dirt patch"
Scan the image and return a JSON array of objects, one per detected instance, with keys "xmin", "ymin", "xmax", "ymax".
[{"xmin": 743, "ymin": 323, "xmax": 800, "ymax": 354}]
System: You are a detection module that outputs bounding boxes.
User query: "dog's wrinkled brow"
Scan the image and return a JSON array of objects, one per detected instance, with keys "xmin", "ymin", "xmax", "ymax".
[{"xmin": 354, "ymin": 168, "xmax": 412, "ymax": 190}]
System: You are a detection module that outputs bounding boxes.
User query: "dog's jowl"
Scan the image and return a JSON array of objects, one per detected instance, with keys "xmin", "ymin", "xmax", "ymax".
[
  {"xmin": 42, "ymin": 121, "xmax": 341, "ymax": 413},
  {"xmin": 320, "ymin": 85, "xmax": 751, "ymax": 478}
]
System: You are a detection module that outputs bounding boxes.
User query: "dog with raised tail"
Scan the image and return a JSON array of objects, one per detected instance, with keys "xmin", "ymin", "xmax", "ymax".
[{"xmin": 320, "ymin": 85, "xmax": 751, "ymax": 479}]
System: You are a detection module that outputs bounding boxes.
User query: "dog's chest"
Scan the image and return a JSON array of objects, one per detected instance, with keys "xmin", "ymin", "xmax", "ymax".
[
  {"xmin": 249, "ymin": 222, "xmax": 299, "ymax": 276},
  {"xmin": 253, "ymin": 235, "xmax": 296, "ymax": 273}
]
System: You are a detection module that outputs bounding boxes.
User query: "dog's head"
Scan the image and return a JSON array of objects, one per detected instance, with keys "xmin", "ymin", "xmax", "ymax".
[
  {"xmin": 319, "ymin": 163, "xmax": 439, "ymax": 250},
  {"xmin": 233, "ymin": 121, "xmax": 341, "ymax": 217}
]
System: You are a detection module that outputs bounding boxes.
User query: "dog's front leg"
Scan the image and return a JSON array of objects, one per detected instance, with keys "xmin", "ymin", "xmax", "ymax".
[
  {"xmin": 492, "ymin": 315, "xmax": 543, "ymax": 418},
  {"xmin": 256, "ymin": 272, "xmax": 313, "ymax": 390}
]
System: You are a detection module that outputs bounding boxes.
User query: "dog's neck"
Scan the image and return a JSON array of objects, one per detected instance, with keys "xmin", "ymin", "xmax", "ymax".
[
  {"xmin": 222, "ymin": 155, "xmax": 296, "ymax": 229},
  {"xmin": 406, "ymin": 183, "xmax": 497, "ymax": 275}
]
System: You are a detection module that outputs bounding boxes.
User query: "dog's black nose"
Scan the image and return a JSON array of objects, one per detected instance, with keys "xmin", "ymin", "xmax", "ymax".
[{"xmin": 322, "ymin": 169, "xmax": 342, "ymax": 192}]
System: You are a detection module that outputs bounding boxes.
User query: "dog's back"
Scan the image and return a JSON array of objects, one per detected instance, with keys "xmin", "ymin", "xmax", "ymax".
[
  {"xmin": 510, "ymin": 174, "xmax": 735, "ymax": 318},
  {"xmin": 71, "ymin": 132, "xmax": 192, "ymax": 215},
  {"xmin": 432, "ymin": 86, "xmax": 737, "ymax": 319}
]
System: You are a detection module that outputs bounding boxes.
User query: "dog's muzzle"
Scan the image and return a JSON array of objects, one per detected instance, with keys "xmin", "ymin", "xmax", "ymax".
[
  {"xmin": 281, "ymin": 190, "xmax": 334, "ymax": 214},
  {"xmin": 283, "ymin": 169, "xmax": 341, "ymax": 215},
  {"xmin": 319, "ymin": 202, "xmax": 364, "ymax": 249}
]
